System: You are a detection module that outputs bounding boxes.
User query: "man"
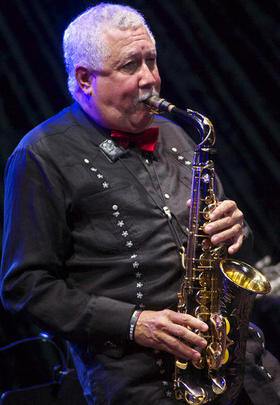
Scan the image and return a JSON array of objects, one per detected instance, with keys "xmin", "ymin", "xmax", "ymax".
[{"xmin": 0, "ymin": 4, "xmax": 253, "ymax": 405}]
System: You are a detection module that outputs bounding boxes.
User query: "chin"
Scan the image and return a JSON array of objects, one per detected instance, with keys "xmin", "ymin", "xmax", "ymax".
[{"xmin": 130, "ymin": 114, "xmax": 154, "ymax": 133}]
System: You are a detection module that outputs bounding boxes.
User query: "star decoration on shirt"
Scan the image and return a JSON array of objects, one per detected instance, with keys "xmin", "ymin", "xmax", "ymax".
[{"xmin": 156, "ymin": 359, "xmax": 163, "ymax": 367}]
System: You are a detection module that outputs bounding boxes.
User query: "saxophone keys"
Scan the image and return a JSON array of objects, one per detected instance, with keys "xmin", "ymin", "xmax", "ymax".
[
  {"xmin": 176, "ymin": 360, "xmax": 188, "ymax": 370},
  {"xmin": 222, "ymin": 348, "xmax": 229, "ymax": 365},
  {"xmin": 200, "ymin": 238, "xmax": 212, "ymax": 251},
  {"xmin": 194, "ymin": 305, "xmax": 209, "ymax": 321},
  {"xmin": 211, "ymin": 376, "xmax": 227, "ymax": 395},
  {"xmin": 202, "ymin": 203, "xmax": 216, "ymax": 220},
  {"xmin": 192, "ymin": 356, "xmax": 205, "ymax": 370},
  {"xmin": 224, "ymin": 317, "xmax": 230, "ymax": 335},
  {"xmin": 206, "ymin": 342, "xmax": 223, "ymax": 370}
]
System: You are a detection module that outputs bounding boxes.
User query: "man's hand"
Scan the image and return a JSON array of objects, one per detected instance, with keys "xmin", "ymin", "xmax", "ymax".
[
  {"xmin": 187, "ymin": 199, "xmax": 244, "ymax": 255},
  {"xmin": 134, "ymin": 309, "xmax": 208, "ymax": 361}
]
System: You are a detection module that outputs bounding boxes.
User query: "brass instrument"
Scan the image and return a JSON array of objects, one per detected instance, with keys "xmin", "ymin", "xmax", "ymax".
[{"xmin": 144, "ymin": 96, "xmax": 271, "ymax": 404}]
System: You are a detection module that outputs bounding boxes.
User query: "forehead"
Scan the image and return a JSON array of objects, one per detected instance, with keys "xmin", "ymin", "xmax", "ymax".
[{"xmin": 103, "ymin": 25, "xmax": 156, "ymax": 62}]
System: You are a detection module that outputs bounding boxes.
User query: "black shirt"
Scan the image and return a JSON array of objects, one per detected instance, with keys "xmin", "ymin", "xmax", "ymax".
[{"xmin": 1, "ymin": 102, "xmax": 211, "ymax": 341}]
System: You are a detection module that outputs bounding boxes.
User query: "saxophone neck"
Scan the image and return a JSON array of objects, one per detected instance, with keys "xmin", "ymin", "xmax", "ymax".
[{"xmin": 143, "ymin": 95, "xmax": 216, "ymax": 149}]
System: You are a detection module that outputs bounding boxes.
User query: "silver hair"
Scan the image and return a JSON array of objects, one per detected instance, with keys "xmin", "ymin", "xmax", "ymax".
[{"xmin": 63, "ymin": 3, "xmax": 155, "ymax": 100}]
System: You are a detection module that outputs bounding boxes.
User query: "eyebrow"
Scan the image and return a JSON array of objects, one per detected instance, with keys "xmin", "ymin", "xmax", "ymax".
[{"xmin": 120, "ymin": 49, "xmax": 157, "ymax": 63}]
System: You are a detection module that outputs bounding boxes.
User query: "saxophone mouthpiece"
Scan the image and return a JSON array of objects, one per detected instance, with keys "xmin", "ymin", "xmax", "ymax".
[{"xmin": 144, "ymin": 96, "xmax": 175, "ymax": 114}]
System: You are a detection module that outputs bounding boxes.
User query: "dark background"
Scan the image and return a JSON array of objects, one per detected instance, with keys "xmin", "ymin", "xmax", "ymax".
[{"xmin": 0, "ymin": 0, "xmax": 279, "ymax": 397}]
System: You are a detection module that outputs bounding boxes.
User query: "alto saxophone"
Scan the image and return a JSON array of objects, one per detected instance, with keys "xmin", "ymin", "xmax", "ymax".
[{"xmin": 144, "ymin": 96, "xmax": 271, "ymax": 404}]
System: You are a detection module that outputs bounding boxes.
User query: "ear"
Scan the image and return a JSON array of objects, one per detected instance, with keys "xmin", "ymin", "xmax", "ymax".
[{"xmin": 75, "ymin": 66, "xmax": 94, "ymax": 95}]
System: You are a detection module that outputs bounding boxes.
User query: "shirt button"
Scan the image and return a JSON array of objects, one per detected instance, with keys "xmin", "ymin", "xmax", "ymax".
[
  {"xmin": 112, "ymin": 205, "xmax": 118, "ymax": 211},
  {"xmin": 171, "ymin": 147, "xmax": 177, "ymax": 152},
  {"xmin": 164, "ymin": 193, "xmax": 170, "ymax": 199},
  {"xmin": 84, "ymin": 158, "xmax": 90, "ymax": 164}
]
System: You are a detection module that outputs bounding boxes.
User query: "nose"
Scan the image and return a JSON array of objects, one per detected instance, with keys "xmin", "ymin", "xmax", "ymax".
[{"xmin": 139, "ymin": 63, "xmax": 158, "ymax": 88}]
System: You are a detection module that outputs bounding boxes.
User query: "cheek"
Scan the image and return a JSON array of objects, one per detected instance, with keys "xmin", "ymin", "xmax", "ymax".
[
  {"xmin": 118, "ymin": 78, "xmax": 139, "ymax": 97},
  {"xmin": 103, "ymin": 80, "xmax": 137, "ymax": 105},
  {"xmin": 155, "ymin": 71, "xmax": 161, "ymax": 91}
]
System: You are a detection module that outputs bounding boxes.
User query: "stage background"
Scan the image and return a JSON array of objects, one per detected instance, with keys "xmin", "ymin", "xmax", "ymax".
[{"xmin": 1, "ymin": 0, "xmax": 279, "ymax": 396}]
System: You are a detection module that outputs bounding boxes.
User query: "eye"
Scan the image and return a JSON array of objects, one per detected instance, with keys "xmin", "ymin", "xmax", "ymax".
[
  {"xmin": 146, "ymin": 57, "xmax": 156, "ymax": 70},
  {"xmin": 121, "ymin": 61, "xmax": 139, "ymax": 74}
]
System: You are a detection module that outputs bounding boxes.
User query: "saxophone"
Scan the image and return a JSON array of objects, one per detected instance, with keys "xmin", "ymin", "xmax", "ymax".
[{"xmin": 144, "ymin": 96, "xmax": 271, "ymax": 404}]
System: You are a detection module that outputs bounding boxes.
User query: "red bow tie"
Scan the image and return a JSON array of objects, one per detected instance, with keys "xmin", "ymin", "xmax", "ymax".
[{"xmin": 111, "ymin": 127, "xmax": 159, "ymax": 153}]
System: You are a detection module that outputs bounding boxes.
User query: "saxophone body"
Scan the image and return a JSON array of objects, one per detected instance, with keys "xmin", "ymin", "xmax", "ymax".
[{"xmin": 144, "ymin": 96, "xmax": 271, "ymax": 404}]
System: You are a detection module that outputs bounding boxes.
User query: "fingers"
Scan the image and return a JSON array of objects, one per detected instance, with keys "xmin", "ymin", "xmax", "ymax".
[
  {"xmin": 203, "ymin": 200, "xmax": 244, "ymax": 254},
  {"xmin": 209, "ymin": 200, "xmax": 239, "ymax": 221},
  {"xmin": 155, "ymin": 332, "xmax": 203, "ymax": 361},
  {"xmin": 228, "ymin": 231, "xmax": 244, "ymax": 254},
  {"xmin": 134, "ymin": 309, "xmax": 208, "ymax": 361},
  {"xmin": 171, "ymin": 311, "xmax": 208, "ymax": 332},
  {"xmin": 208, "ymin": 223, "xmax": 243, "ymax": 245}
]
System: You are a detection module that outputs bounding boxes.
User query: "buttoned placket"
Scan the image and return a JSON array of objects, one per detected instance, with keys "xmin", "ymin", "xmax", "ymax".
[{"xmin": 119, "ymin": 148, "xmax": 186, "ymax": 255}]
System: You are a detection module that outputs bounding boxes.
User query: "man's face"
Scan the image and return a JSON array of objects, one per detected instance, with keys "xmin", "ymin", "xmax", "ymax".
[{"xmin": 86, "ymin": 25, "xmax": 161, "ymax": 133}]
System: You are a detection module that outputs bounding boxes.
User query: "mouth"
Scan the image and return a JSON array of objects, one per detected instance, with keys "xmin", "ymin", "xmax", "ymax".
[{"xmin": 133, "ymin": 90, "xmax": 159, "ymax": 107}]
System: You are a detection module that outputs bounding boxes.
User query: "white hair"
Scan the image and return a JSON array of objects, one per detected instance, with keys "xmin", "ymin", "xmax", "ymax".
[{"xmin": 63, "ymin": 3, "xmax": 155, "ymax": 100}]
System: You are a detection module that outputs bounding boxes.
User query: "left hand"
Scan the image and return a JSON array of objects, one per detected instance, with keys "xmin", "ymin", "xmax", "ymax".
[{"xmin": 187, "ymin": 199, "xmax": 244, "ymax": 254}]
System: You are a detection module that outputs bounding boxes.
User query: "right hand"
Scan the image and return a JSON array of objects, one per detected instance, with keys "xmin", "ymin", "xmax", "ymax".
[{"xmin": 134, "ymin": 309, "xmax": 208, "ymax": 361}]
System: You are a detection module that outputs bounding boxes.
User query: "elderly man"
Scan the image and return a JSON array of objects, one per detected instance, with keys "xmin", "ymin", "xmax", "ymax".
[{"xmin": 1, "ymin": 4, "xmax": 253, "ymax": 405}]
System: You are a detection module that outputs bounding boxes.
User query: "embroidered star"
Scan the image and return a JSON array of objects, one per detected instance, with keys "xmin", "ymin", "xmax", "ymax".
[
  {"xmin": 133, "ymin": 262, "xmax": 139, "ymax": 268},
  {"xmin": 97, "ymin": 174, "xmax": 103, "ymax": 179},
  {"xmin": 113, "ymin": 211, "xmax": 120, "ymax": 217},
  {"xmin": 131, "ymin": 254, "xmax": 137, "ymax": 259},
  {"xmin": 135, "ymin": 272, "xmax": 142, "ymax": 279},
  {"xmin": 126, "ymin": 241, "xmax": 133, "ymax": 247},
  {"xmin": 156, "ymin": 359, "xmax": 163, "ymax": 367},
  {"xmin": 122, "ymin": 231, "xmax": 128, "ymax": 237},
  {"xmin": 102, "ymin": 182, "xmax": 109, "ymax": 188},
  {"xmin": 166, "ymin": 391, "xmax": 172, "ymax": 397},
  {"xmin": 117, "ymin": 220, "xmax": 124, "ymax": 227},
  {"xmin": 136, "ymin": 292, "xmax": 143, "ymax": 299},
  {"xmin": 137, "ymin": 282, "xmax": 143, "ymax": 288}
]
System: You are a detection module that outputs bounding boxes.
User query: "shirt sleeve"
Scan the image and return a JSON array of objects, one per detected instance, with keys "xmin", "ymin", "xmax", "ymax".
[{"xmin": 0, "ymin": 147, "xmax": 135, "ymax": 343}]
